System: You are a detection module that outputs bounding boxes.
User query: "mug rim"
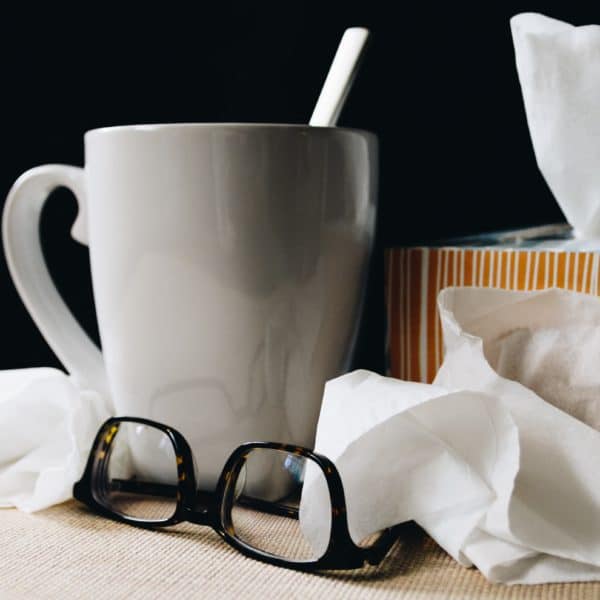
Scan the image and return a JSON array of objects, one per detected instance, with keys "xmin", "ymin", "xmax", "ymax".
[{"xmin": 84, "ymin": 122, "xmax": 376, "ymax": 140}]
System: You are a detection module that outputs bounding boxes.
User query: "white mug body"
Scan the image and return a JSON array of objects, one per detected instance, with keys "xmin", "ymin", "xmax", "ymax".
[{"xmin": 7, "ymin": 124, "xmax": 378, "ymax": 489}]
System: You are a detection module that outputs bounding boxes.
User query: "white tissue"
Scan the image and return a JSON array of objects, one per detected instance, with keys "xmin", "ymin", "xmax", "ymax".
[
  {"xmin": 0, "ymin": 368, "xmax": 109, "ymax": 512},
  {"xmin": 511, "ymin": 13, "xmax": 600, "ymax": 238},
  {"xmin": 300, "ymin": 287, "xmax": 600, "ymax": 584}
]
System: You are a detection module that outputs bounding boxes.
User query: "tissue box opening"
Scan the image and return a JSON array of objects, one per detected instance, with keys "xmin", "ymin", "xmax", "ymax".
[{"xmin": 385, "ymin": 223, "xmax": 600, "ymax": 383}]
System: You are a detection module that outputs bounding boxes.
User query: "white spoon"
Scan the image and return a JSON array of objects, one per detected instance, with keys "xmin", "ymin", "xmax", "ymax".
[{"xmin": 309, "ymin": 27, "xmax": 370, "ymax": 127}]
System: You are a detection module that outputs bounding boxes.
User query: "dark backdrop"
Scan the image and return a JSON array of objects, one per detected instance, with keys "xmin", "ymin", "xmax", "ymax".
[{"xmin": 0, "ymin": 3, "xmax": 597, "ymax": 374}]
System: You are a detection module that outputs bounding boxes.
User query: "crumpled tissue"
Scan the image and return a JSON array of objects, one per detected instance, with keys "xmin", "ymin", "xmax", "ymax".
[
  {"xmin": 0, "ymin": 368, "xmax": 108, "ymax": 512},
  {"xmin": 300, "ymin": 287, "xmax": 600, "ymax": 584},
  {"xmin": 511, "ymin": 12, "xmax": 600, "ymax": 238}
]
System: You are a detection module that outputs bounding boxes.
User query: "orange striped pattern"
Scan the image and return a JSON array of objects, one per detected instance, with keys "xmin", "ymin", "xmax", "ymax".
[{"xmin": 385, "ymin": 248, "xmax": 600, "ymax": 383}]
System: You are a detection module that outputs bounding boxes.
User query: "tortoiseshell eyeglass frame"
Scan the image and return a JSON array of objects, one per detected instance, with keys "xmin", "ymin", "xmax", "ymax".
[{"xmin": 74, "ymin": 416, "xmax": 402, "ymax": 571}]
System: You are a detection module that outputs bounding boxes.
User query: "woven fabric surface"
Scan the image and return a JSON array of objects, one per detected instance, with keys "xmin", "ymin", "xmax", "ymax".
[{"xmin": 1, "ymin": 502, "xmax": 598, "ymax": 599}]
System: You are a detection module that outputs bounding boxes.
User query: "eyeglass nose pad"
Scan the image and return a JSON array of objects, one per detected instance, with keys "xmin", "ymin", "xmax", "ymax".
[
  {"xmin": 217, "ymin": 452, "xmax": 249, "ymax": 525},
  {"xmin": 233, "ymin": 463, "xmax": 247, "ymax": 501}
]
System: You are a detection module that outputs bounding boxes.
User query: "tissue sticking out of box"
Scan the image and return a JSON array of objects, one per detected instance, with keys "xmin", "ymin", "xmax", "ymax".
[{"xmin": 511, "ymin": 13, "xmax": 600, "ymax": 238}]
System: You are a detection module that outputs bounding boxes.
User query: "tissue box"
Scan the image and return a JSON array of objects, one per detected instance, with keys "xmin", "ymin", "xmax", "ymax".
[{"xmin": 385, "ymin": 223, "xmax": 600, "ymax": 383}]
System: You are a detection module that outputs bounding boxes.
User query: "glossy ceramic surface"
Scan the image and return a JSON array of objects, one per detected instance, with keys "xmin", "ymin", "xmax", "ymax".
[{"xmin": 3, "ymin": 124, "xmax": 378, "ymax": 487}]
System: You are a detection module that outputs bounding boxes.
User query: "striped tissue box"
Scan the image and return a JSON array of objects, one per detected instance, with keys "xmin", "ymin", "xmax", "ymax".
[{"xmin": 385, "ymin": 224, "xmax": 600, "ymax": 384}]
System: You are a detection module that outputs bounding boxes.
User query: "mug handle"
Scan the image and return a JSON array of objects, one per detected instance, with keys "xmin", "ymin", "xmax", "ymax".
[{"xmin": 2, "ymin": 164, "xmax": 110, "ymax": 401}]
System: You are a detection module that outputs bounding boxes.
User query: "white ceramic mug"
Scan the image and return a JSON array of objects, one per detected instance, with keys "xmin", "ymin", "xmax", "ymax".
[{"xmin": 3, "ymin": 124, "xmax": 377, "ymax": 487}]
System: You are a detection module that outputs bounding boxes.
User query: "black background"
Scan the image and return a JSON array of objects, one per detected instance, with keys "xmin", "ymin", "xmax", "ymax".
[{"xmin": 0, "ymin": 3, "xmax": 597, "ymax": 374}]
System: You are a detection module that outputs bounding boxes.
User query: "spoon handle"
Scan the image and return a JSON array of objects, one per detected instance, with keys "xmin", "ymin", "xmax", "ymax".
[{"xmin": 309, "ymin": 27, "xmax": 370, "ymax": 127}]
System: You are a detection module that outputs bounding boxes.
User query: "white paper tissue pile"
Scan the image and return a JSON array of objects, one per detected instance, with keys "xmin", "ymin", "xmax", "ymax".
[
  {"xmin": 300, "ymin": 287, "xmax": 600, "ymax": 584},
  {"xmin": 511, "ymin": 13, "xmax": 600, "ymax": 238},
  {"xmin": 0, "ymin": 368, "xmax": 108, "ymax": 511}
]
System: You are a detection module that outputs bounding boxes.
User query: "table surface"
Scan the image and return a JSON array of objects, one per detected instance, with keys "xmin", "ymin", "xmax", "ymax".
[{"xmin": 1, "ymin": 502, "xmax": 598, "ymax": 599}]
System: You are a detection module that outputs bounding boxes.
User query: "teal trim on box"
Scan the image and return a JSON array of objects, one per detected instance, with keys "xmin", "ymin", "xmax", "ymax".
[{"xmin": 422, "ymin": 223, "xmax": 573, "ymax": 249}]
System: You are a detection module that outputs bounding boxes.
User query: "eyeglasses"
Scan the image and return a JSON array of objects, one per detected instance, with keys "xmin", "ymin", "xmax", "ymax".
[{"xmin": 74, "ymin": 417, "xmax": 402, "ymax": 571}]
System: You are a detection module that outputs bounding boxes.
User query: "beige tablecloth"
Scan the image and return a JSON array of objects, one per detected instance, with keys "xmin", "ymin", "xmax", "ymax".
[{"xmin": 1, "ymin": 502, "xmax": 598, "ymax": 599}]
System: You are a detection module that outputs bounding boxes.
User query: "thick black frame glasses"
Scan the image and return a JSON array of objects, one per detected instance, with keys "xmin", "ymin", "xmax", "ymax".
[{"xmin": 74, "ymin": 416, "xmax": 402, "ymax": 571}]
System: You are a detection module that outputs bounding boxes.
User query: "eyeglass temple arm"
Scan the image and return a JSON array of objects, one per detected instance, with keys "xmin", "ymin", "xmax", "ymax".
[
  {"xmin": 110, "ymin": 478, "xmax": 177, "ymax": 498},
  {"xmin": 110, "ymin": 479, "xmax": 299, "ymax": 519},
  {"xmin": 362, "ymin": 523, "xmax": 407, "ymax": 565},
  {"xmin": 236, "ymin": 494, "xmax": 299, "ymax": 519}
]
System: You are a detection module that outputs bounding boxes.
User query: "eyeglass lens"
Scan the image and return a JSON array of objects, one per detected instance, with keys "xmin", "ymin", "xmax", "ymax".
[
  {"xmin": 91, "ymin": 422, "xmax": 179, "ymax": 522},
  {"xmin": 228, "ymin": 447, "xmax": 333, "ymax": 561}
]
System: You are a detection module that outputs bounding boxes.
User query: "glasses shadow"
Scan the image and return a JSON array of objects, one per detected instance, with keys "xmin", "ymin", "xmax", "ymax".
[
  {"xmin": 62, "ymin": 504, "xmax": 225, "ymax": 548},
  {"xmin": 63, "ymin": 504, "xmax": 433, "ymax": 581}
]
